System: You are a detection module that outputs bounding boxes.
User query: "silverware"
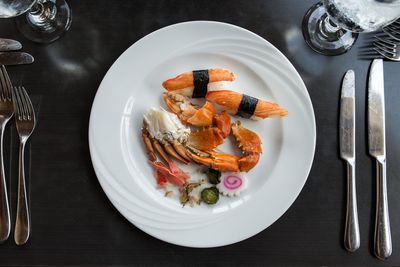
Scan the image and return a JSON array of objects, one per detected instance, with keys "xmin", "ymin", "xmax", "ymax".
[
  {"xmin": 373, "ymin": 36, "xmax": 400, "ymax": 61},
  {"xmin": 0, "ymin": 39, "xmax": 22, "ymax": 52},
  {"xmin": 12, "ymin": 86, "xmax": 36, "ymax": 246},
  {"xmin": 340, "ymin": 70, "xmax": 360, "ymax": 252},
  {"xmin": 383, "ymin": 20, "xmax": 400, "ymax": 41},
  {"xmin": 0, "ymin": 52, "xmax": 34, "ymax": 66},
  {"xmin": 368, "ymin": 59, "xmax": 392, "ymax": 260},
  {"xmin": 0, "ymin": 66, "xmax": 14, "ymax": 243}
]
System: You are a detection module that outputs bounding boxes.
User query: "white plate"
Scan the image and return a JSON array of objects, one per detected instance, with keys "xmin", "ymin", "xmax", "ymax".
[{"xmin": 89, "ymin": 21, "xmax": 316, "ymax": 247}]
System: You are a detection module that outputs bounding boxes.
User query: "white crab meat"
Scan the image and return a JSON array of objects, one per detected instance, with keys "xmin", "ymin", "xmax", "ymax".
[{"xmin": 143, "ymin": 107, "xmax": 190, "ymax": 143}]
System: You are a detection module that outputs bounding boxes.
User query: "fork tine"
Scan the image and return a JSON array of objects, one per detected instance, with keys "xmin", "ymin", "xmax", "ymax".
[
  {"xmin": 374, "ymin": 47, "xmax": 393, "ymax": 60},
  {"xmin": 11, "ymin": 86, "xmax": 19, "ymax": 118},
  {"xmin": 383, "ymin": 28, "xmax": 400, "ymax": 41},
  {"xmin": 0, "ymin": 66, "xmax": 7, "ymax": 100},
  {"xmin": 374, "ymin": 35, "xmax": 397, "ymax": 46},
  {"xmin": 373, "ymin": 42, "xmax": 396, "ymax": 56},
  {"xmin": 12, "ymin": 86, "xmax": 24, "ymax": 120},
  {"xmin": 374, "ymin": 40, "xmax": 395, "ymax": 50},
  {"xmin": 18, "ymin": 86, "xmax": 28, "ymax": 120},
  {"xmin": 387, "ymin": 27, "xmax": 400, "ymax": 35},
  {"xmin": 20, "ymin": 87, "xmax": 34, "ymax": 121},
  {"xmin": 1, "ymin": 66, "xmax": 12, "ymax": 100},
  {"xmin": 386, "ymin": 25, "xmax": 397, "ymax": 31},
  {"xmin": 17, "ymin": 87, "xmax": 27, "ymax": 120}
]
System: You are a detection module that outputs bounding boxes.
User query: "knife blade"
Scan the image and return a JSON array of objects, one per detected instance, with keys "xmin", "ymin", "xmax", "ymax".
[
  {"xmin": 0, "ymin": 52, "xmax": 34, "ymax": 65},
  {"xmin": 339, "ymin": 70, "xmax": 360, "ymax": 252},
  {"xmin": 0, "ymin": 38, "xmax": 22, "ymax": 52},
  {"xmin": 340, "ymin": 70, "xmax": 355, "ymax": 161},
  {"xmin": 368, "ymin": 59, "xmax": 392, "ymax": 260}
]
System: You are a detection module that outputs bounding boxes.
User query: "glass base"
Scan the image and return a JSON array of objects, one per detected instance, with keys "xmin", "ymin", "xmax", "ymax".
[
  {"xmin": 15, "ymin": 0, "xmax": 71, "ymax": 44},
  {"xmin": 302, "ymin": 2, "xmax": 358, "ymax": 56}
]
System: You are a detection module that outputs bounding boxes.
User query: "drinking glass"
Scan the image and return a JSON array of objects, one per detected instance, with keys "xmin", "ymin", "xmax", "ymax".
[
  {"xmin": 0, "ymin": 0, "xmax": 71, "ymax": 43},
  {"xmin": 302, "ymin": 0, "xmax": 400, "ymax": 55}
]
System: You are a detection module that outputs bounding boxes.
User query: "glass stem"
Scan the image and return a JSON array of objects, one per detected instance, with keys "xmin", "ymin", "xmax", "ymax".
[
  {"xmin": 27, "ymin": 1, "xmax": 57, "ymax": 30},
  {"xmin": 318, "ymin": 14, "xmax": 343, "ymax": 40}
]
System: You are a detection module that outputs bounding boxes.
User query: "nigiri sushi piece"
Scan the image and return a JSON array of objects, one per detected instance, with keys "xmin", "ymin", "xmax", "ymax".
[
  {"xmin": 162, "ymin": 68, "xmax": 235, "ymax": 98},
  {"xmin": 206, "ymin": 90, "xmax": 288, "ymax": 120}
]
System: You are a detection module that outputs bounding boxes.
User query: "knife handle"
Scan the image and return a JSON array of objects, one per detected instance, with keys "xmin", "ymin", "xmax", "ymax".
[
  {"xmin": 374, "ymin": 158, "xmax": 392, "ymax": 260},
  {"xmin": 344, "ymin": 160, "xmax": 360, "ymax": 252}
]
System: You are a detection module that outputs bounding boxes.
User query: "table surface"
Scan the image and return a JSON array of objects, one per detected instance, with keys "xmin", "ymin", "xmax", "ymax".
[{"xmin": 1, "ymin": 0, "xmax": 400, "ymax": 266}]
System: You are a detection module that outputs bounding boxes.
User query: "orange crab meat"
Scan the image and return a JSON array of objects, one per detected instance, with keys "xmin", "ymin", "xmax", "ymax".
[
  {"xmin": 213, "ymin": 111, "xmax": 231, "ymax": 138},
  {"xmin": 186, "ymin": 101, "xmax": 216, "ymax": 127},
  {"xmin": 188, "ymin": 127, "xmax": 224, "ymax": 151}
]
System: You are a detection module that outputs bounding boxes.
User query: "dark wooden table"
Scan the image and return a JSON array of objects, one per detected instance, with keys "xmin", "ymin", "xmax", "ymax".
[{"xmin": 0, "ymin": 0, "xmax": 400, "ymax": 266}]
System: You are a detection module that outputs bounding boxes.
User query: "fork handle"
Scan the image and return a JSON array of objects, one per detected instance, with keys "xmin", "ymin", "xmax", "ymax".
[
  {"xmin": 0, "ymin": 122, "xmax": 10, "ymax": 242},
  {"xmin": 14, "ymin": 140, "xmax": 30, "ymax": 245}
]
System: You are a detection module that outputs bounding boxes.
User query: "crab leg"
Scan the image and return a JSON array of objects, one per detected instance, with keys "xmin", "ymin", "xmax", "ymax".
[
  {"xmin": 186, "ymin": 146, "xmax": 240, "ymax": 172},
  {"xmin": 163, "ymin": 142, "xmax": 189, "ymax": 164},
  {"xmin": 171, "ymin": 140, "xmax": 191, "ymax": 162},
  {"xmin": 141, "ymin": 128, "xmax": 156, "ymax": 162},
  {"xmin": 152, "ymin": 139, "xmax": 172, "ymax": 164}
]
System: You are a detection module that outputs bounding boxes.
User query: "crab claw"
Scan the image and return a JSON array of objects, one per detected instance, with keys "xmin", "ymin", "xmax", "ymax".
[
  {"xmin": 188, "ymin": 127, "xmax": 224, "ymax": 151},
  {"xmin": 231, "ymin": 121, "xmax": 262, "ymax": 154},
  {"xmin": 186, "ymin": 146, "xmax": 240, "ymax": 172},
  {"xmin": 213, "ymin": 111, "xmax": 231, "ymax": 138},
  {"xmin": 238, "ymin": 153, "xmax": 260, "ymax": 172},
  {"xmin": 163, "ymin": 92, "xmax": 197, "ymax": 124},
  {"xmin": 186, "ymin": 101, "xmax": 216, "ymax": 127},
  {"xmin": 163, "ymin": 92, "xmax": 216, "ymax": 127}
]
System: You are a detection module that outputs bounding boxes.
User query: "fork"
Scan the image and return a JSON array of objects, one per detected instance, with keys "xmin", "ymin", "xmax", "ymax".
[
  {"xmin": 12, "ymin": 86, "xmax": 36, "ymax": 245},
  {"xmin": 372, "ymin": 36, "xmax": 400, "ymax": 61},
  {"xmin": 0, "ymin": 66, "xmax": 13, "ymax": 242},
  {"xmin": 383, "ymin": 20, "xmax": 400, "ymax": 41}
]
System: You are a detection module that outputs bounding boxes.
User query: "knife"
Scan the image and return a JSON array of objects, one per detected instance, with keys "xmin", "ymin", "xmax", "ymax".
[
  {"xmin": 368, "ymin": 59, "xmax": 392, "ymax": 260},
  {"xmin": 0, "ymin": 52, "xmax": 34, "ymax": 66},
  {"xmin": 340, "ymin": 70, "xmax": 360, "ymax": 252},
  {"xmin": 0, "ymin": 38, "xmax": 22, "ymax": 52}
]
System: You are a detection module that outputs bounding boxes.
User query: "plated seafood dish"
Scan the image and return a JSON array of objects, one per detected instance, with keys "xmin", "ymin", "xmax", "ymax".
[{"xmin": 141, "ymin": 68, "xmax": 287, "ymax": 207}]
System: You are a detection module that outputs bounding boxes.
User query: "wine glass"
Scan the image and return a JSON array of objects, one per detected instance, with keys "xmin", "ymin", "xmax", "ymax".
[
  {"xmin": 0, "ymin": 0, "xmax": 71, "ymax": 44},
  {"xmin": 302, "ymin": 0, "xmax": 400, "ymax": 56}
]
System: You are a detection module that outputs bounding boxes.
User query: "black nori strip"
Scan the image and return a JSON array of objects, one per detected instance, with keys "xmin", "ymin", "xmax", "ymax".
[
  {"xmin": 237, "ymin": 94, "xmax": 259, "ymax": 118},
  {"xmin": 192, "ymin": 70, "xmax": 209, "ymax": 98}
]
